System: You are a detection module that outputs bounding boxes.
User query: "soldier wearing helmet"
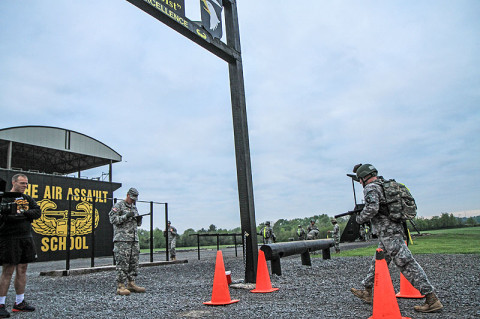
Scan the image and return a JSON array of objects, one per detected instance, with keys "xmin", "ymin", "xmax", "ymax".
[
  {"xmin": 296, "ymin": 225, "xmax": 306, "ymax": 241},
  {"xmin": 306, "ymin": 219, "xmax": 319, "ymax": 240},
  {"xmin": 109, "ymin": 187, "xmax": 145, "ymax": 295},
  {"xmin": 164, "ymin": 221, "xmax": 177, "ymax": 261},
  {"xmin": 259, "ymin": 221, "xmax": 276, "ymax": 244},
  {"xmin": 327, "ymin": 218, "xmax": 340, "ymax": 253},
  {"xmin": 350, "ymin": 164, "xmax": 442, "ymax": 313}
]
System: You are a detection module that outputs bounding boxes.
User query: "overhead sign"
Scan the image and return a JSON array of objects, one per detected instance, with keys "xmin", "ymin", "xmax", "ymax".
[
  {"xmin": 200, "ymin": 0, "xmax": 223, "ymax": 39},
  {"xmin": 127, "ymin": 0, "xmax": 239, "ymax": 63},
  {"xmin": 141, "ymin": 0, "xmax": 208, "ymax": 40},
  {"xmin": 145, "ymin": 0, "xmax": 185, "ymax": 16}
]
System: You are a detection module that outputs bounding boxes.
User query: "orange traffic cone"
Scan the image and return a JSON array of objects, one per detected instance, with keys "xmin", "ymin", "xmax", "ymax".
[
  {"xmin": 203, "ymin": 251, "xmax": 239, "ymax": 305},
  {"xmin": 396, "ymin": 273, "xmax": 425, "ymax": 298},
  {"xmin": 251, "ymin": 250, "xmax": 279, "ymax": 293},
  {"xmin": 369, "ymin": 248, "xmax": 410, "ymax": 319}
]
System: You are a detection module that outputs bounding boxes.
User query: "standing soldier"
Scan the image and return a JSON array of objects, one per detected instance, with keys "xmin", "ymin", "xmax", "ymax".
[
  {"xmin": 364, "ymin": 224, "xmax": 371, "ymax": 241},
  {"xmin": 296, "ymin": 225, "xmax": 306, "ymax": 240},
  {"xmin": 359, "ymin": 225, "xmax": 366, "ymax": 241},
  {"xmin": 306, "ymin": 219, "xmax": 319, "ymax": 240},
  {"xmin": 164, "ymin": 221, "xmax": 177, "ymax": 261},
  {"xmin": 260, "ymin": 221, "xmax": 276, "ymax": 244},
  {"xmin": 109, "ymin": 188, "xmax": 146, "ymax": 296},
  {"xmin": 350, "ymin": 163, "xmax": 442, "ymax": 313},
  {"xmin": 327, "ymin": 218, "xmax": 341, "ymax": 253}
]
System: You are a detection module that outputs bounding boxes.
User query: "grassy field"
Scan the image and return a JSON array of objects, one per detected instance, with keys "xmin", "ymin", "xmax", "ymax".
[
  {"xmin": 141, "ymin": 227, "xmax": 480, "ymax": 256},
  {"xmin": 334, "ymin": 227, "xmax": 480, "ymax": 257}
]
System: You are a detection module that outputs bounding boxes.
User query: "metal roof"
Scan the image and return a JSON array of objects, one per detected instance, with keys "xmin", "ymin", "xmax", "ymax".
[{"xmin": 0, "ymin": 126, "xmax": 122, "ymax": 175}]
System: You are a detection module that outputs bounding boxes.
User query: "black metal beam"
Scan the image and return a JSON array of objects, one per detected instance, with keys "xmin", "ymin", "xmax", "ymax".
[{"xmin": 224, "ymin": 0, "xmax": 258, "ymax": 283}]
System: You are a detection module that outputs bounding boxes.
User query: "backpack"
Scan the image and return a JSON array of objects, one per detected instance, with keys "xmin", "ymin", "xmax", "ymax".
[{"xmin": 380, "ymin": 179, "xmax": 417, "ymax": 222}]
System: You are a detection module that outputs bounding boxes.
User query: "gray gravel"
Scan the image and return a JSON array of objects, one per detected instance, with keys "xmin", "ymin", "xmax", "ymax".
[{"xmin": 4, "ymin": 246, "xmax": 479, "ymax": 318}]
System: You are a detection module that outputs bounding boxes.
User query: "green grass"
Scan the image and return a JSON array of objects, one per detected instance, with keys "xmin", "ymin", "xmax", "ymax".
[{"xmin": 327, "ymin": 227, "xmax": 480, "ymax": 257}]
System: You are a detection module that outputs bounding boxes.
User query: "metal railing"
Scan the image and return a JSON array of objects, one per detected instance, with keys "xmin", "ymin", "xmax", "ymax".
[
  {"xmin": 63, "ymin": 195, "xmax": 168, "ymax": 274},
  {"xmin": 189, "ymin": 233, "xmax": 243, "ymax": 260}
]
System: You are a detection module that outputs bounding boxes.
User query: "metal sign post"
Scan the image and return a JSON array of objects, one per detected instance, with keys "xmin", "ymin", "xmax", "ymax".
[{"xmin": 126, "ymin": 0, "xmax": 258, "ymax": 282}]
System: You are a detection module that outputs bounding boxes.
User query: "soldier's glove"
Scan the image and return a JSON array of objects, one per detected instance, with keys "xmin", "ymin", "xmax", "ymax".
[
  {"xmin": 125, "ymin": 210, "xmax": 135, "ymax": 218},
  {"xmin": 136, "ymin": 215, "xmax": 143, "ymax": 222}
]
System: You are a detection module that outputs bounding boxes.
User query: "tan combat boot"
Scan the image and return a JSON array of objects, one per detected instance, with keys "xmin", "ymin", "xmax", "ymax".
[
  {"xmin": 116, "ymin": 283, "xmax": 131, "ymax": 296},
  {"xmin": 351, "ymin": 287, "xmax": 373, "ymax": 304},
  {"xmin": 171, "ymin": 256, "xmax": 176, "ymax": 261},
  {"xmin": 127, "ymin": 281, "xmax": 146, "ymax": 293},
  {"xmin": 414, "ymin": 292, "xmax": 443, "ymax": 313}
]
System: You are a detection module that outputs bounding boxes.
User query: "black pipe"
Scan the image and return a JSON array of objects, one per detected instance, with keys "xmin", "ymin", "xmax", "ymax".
[
  {"xmin": 65, "ymin": 195, "xmax": 72, "ymax": 273},
  {"xmin": 165, "ymin": 203, "xmax": 169, "ymax": 261},
  {"xmin": 150, "ymin": 201, "xmax": 154, "ymax": 262},
  {"xmin": 260, "ymin": 239, "xmax": 335, "ymax": 276}
]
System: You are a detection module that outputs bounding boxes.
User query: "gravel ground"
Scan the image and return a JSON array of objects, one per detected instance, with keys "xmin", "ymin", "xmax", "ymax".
[{"xmin": 3, "ymin": 246, "xmax": 479, "ymax": 318}]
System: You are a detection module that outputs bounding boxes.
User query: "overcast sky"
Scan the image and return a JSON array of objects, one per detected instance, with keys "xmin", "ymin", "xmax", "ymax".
[{"xmin": 1, "ymin": 1, "xmax": 479, "ymax": 233}]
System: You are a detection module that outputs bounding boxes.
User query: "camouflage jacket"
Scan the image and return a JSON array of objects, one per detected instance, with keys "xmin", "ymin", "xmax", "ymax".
[
  {"xmin": 356, "ymin": 179, "xmax": 405, "ymax": 238},
  {"xmin": 296, "ymin": 228, "xmax": 306, "ymax": 239},
  {"xmin": 332, "ymin": 224, "xmax": 340, "ymax": 237},
  {"xmin": 260, "ymin": 226, "xmax": 276, "ymax": 240},
  {"xmin": 164, "ymin": 226, "xmax": 177, "ymax": 241},
  {"xmin": 109, "ymin": 200, "xmax": 141, "ymax": 242}
]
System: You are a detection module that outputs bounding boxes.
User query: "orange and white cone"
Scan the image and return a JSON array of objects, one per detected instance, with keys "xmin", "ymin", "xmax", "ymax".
[
  {"xmin": 368, "ymin": 248, "xmax": 410, "ymax": 319},
  {"xmin": 203, "ymin": 251, "xmax": 239, "ymax": 305},
  {"xmin": 251, "ymin": 250, "xmax": 279, "ymax": 293}
]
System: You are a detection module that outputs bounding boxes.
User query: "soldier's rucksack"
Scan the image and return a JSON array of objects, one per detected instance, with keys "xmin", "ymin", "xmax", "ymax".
[{"xmin": 380, "ymin": 179, "xmax": 417, "ymax": 222}]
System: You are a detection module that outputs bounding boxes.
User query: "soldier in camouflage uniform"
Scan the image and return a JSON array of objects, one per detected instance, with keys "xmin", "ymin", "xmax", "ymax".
[
  {"xmin": 306, "ymin": 219, "xmax": 319, "ymax": 240},
  {"xmin": 327, "ymin": 218, "xmax": 340, "ymax": 253},
  {"xmin": 164, "ymin": 221, "xmax": 177, "ymax": 260},
  {"xmin": 109, "ymin": 188, "xmax": 146, "ymax": 296},
  {"xmin": 296, "ymin": 225, "xmax": 306, "ymax": 240},
  {"xmin": 364, "ymin": 224, "xmax": 371, "ymax": 241},
  {"xmin": 350, "ymin": 164, "xmax": 443, "ymax": 313},
  {"xmin": 359, "ymin": 225, "xmax": 366, "ymax": 241},
  {"xmin": 259, "ymin": 221, "xmax": 276, "ymax": 244}
]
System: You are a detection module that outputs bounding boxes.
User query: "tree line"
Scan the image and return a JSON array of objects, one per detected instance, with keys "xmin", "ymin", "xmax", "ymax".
[{"xmin": 138, "ymin": 213, "xmax": 479, "ymax": 249}]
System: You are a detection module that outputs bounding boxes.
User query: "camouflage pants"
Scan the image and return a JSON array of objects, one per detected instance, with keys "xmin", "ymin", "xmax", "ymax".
[
  {"xmin": 333, "ymin": 235, "xmax": 340, "ymax": 252},
  {"xmin": 263, "ymin": 237, "xmax": 273, "ymax": 244},
  {"xmin": 169, "ymin": 237, "xmax": 176, "ymax": 258},
  {"xmin": 307, "ymin": 230, "xmax": 319, "ymax": 240},
  {"xmin": 362, "ymin": 235, "xmax": 434, "ymax": 295},
  {"xmin": 113, "ymin": 241, "xmax": 140, "ymax": 284}
]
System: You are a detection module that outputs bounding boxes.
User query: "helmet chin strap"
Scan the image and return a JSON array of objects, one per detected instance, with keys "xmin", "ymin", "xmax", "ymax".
[{"xmin": 360, "ymin": 174, "xmax": 373, "ymax": 187}]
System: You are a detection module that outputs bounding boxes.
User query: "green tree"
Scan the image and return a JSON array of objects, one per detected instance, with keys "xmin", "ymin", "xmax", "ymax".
[{"xmin": 465, "ymin": 217, "xmax": 478, "ymax": 226}]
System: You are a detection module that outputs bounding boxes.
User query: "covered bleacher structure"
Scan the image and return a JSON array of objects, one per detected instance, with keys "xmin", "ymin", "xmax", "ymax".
[{"xmin": 0, "ymin": 125, "xmax": 122, "ymax": 261}]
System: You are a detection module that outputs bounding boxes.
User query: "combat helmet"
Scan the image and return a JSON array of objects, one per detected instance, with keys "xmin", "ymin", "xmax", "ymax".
[
  {"xmin": 355, "ymin": 164, "xmax": 378, "ymax": 184},
  {"xmin": 265, "ymin": 221, "xmax": 270, "ymax": 226},
  {"xmin": 331, "ymin": 218, "xmax": 337, "ymax": 224}
]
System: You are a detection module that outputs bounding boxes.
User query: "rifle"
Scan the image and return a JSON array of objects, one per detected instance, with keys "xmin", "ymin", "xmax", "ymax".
[
  {"xmin": 334, "ymin": 203, "xmax": 365, "ymax": 219},
  {"xmin": 404, "ymin": 216, "xmax": 421, "ymax": 235}
]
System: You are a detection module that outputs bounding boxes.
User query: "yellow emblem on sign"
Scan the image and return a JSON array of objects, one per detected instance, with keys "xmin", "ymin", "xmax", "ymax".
[{"xmin": 32, "ymin": 199, "xmax": 99, "ymax": 237}]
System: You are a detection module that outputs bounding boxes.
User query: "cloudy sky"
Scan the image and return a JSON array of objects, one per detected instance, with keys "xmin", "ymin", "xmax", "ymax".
[{"xmin": 1, "ymin": 1, "xmax": 479, "ymax": 233}]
